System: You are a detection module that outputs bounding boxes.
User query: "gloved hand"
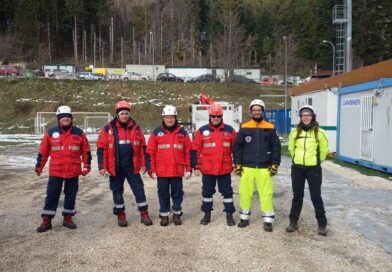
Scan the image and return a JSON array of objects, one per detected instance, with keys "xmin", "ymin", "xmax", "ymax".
[
  {"xmin": 148, "ymin": 171, "xmax": 156, "ymax": 179},
  {"xmin": 269, "ymin": 164, "xmax": 279, "ymax": 176},
  {"xmin": 234, "ymin": 165, "xmax": 243, "ymax": 177},
  {"xmin": 194, "ymin": 169, "xmax": 201, "ymax": 176},
  {"xmin": 35, "ymin": 168, "xmax": 42, "ymax": 176},
  {"xmin": 185, "ymin": 171, "xmax": 192, "ymax": 179},
  {"xmin": 81, "ymin": 167, "xmax": 90, "ymax": 176},
  {"xmin": 140, "ymin": 166, "xmax": 147, "ymax": 175}
]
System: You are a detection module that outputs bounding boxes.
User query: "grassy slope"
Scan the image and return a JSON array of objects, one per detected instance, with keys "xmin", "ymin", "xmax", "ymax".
[{"xmin": 0, "ymin": 79, "xmax": 286, "ymax": 133}]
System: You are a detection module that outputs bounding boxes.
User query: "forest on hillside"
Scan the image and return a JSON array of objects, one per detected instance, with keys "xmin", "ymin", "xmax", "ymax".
[{"xmin": 0, "ymin": 0, "xmax": 391, "ymax": 75}]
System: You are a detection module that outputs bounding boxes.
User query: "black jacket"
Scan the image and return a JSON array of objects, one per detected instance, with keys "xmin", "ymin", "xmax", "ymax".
[{"xmin": 233, "ymin": 119, "xmax": 281, "ymax": 168}]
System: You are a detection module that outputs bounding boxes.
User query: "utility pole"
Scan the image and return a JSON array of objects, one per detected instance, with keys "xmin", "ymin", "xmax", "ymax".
[{"xmin": 283, "ymin": 36, "xmax": 288, "ymax": 136}]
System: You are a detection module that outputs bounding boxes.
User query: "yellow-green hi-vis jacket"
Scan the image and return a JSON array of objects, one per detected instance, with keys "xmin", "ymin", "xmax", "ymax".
[{"xmin": 288, "ymin": 127, "xmax": 329, "ymax": 166}]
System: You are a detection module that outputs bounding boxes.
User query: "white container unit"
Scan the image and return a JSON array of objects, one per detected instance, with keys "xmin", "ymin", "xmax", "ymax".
[
  {"xmin": 191, "ymin": 102, "xmax": 242, "ymax": 132},
  {"xmin": 337, "ymin": 77, "xmax": 392, "ymax": 173},
  {"xmin": 291, "ymin": 87, "xmax": 338, "ymax": 152}
]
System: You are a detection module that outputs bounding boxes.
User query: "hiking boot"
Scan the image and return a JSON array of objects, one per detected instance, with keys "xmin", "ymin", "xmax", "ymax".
[
  {"xmin": 200, "ymin": 212, "xmax": 211, "ymax": 225},
  {"xmin": 226, "ymin": 213, "xmax": 235, "ymax": 226},
  {"xmin": 318, "ymin": 225, "xmax": 327, "ymax": 236},
  {"xmin": 36, "ymin": 216, "xmax": 52, "ymax": 233},
  {"xmin": 117, "ymin": 211, "xmax": 128, "ymax": 227},
  {"xmin": 263, "ymin": 222, "xmax": 273, "ymax": 232},
  {"xmin": 285, "ymin": 221, "xmax": 298, "ymax": 233},
  {"xmin": 140, "ymin": 210, "xmax": 153, "ymax": 226},
  {"xmin": 62, "ymin": 215, "xmax": 77, "ymax": 229},
  {"xmin": 160, "ymin": 216, "xmax": 169, "ymax": 227},
  {"xmin": 173, "ymin": 214, "xmax": 182, "ymax": 225},
  {"xmin": 237, "ymin": 219, "xmax": 249, "ymax": 228}
]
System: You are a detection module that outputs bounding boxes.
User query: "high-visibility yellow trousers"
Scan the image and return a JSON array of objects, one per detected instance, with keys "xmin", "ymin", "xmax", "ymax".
[{"xmin": 238, "ymin": 167, "xmax": 275, "ymax": 223}]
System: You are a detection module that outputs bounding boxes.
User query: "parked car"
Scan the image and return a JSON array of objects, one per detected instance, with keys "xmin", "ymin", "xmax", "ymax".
[
  {"xmin": 156, "ymin": 73, "xmax": 184, "ymax": 82},
  {"xmin": 0, "ymin": 65, "xmax": 18, "ymax": 76},
  {"xmin": 277, "ymin": 79, "xmax": 294, "ymax": 86},
  {"xmin": 78, "ymin": 72, "xmax": 106, "ymax": 80},
  {"xmin": 121, "ymin": 71, "xmax": 148, "ymax": 81},
  {"xmin": 188, "ymin": 74, "xmax": 221, "ymax": 83},
  {"xmin": 53, "ymin": 69, "xmax": 75, "ymax": 79},
  {"xmin": 228, "ymin": 75, "xmax": 257, "ymax": 84},
  {"xmin": 33, "ymin": 69, "xmax": 45, "ymax": 77},
  {"xmin": 259, "ymin": 77, "xmax": 278, "ymax": 85}
]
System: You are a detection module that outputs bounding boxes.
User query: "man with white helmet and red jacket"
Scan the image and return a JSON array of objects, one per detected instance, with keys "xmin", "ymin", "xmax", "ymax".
[
  {"xmin": 146, "ymin": 105, "xmax": 192, "ymax": 227},
  {"xmin": 191, "ymin": 103, "xmax": 237, "ymax": 226},
  {"xmin": 35, "ymin": 105, "xmax": 91, "ymax": 233},
  {"xmin": 96, "ymin": 100, "xmax": 153, "ymax": 227}
]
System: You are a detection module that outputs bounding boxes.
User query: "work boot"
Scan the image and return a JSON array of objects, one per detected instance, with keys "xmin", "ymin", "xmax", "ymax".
[
  {"xmin": 237, "ymin": 219, "xmax": 249, "ymax": 228},
  {"xmin": 160, "ymin": 216, "xmax": 169, "ymax": 227},
  {"xmin": 286, "ymin": 221, "xmax": 299, "ymax": 233},
  {"xmin": 140, "ymin": 210, "xmax": 153, "ymax": 226},
  {"xmin": 200, "ymin": 212, "xmax": 211, "ymax": 225},
  {"xmin": 62, "ymin": 215, "xmax": 77, "ymax": 229},
  {"xmin": 173, "ymin": 214, "xmax": 182, "ymax": 225},
  {"xmin": 318, "ymin": 225, "xmax": 327, "ymax": 236},
  {"xmin": 263, "ymin": 222, "xmax": 273, "ymax": 232},
  {"xmin": 117, "ymin": 211, "xmax": 128, "ymax": 227},
  {"xmin": 226, "ymin": 213, "xmax": 235, "ymax": 226},
  {"xmin": 36, "ymin": 216, "xmax": 52, "ymax": 233}
]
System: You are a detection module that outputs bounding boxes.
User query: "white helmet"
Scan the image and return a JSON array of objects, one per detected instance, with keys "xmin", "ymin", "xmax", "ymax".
[
  {"xmin": 162, "ymin": 105, "xmax": 177, "ymax": 116},
  {"xmin": 299, "ymin": 105, "xmax": 316, "ymax": 115},
  {"xmin": 56, "ymin": 105, "xmax": 72, "ymax": 115},
  {"xmin": 249, "ymin": 99, "xmax": 265, "ymax": 110}
]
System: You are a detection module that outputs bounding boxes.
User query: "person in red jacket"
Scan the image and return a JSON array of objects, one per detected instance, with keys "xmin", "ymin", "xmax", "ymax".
[
  {"xmin": 35, "ymin": 106, "xmax": 91, "ymax": 233},
  {"xmin": 146, "ymin": 105, "xmax": 192, "ymax": 227},
  {"xmin": 191, "ymin": 103, "xmax": 237, "ymax": 226},
  {"xmin": 96, "ymin": 100, "xmax": 152, "ymax": 227}
]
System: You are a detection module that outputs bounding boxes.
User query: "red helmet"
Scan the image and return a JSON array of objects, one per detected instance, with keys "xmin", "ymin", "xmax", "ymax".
[
  {"xmin": 209, "ymin": 103, "xmax": 223, "ymax": 116},
  {"xmin": 115, "ymin": 100, "xmax": 131, "ymax": 112}
]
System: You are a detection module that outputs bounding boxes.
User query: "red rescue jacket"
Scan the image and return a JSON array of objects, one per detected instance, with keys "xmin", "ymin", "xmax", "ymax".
[
  {"xmin": 35, "ymin": 126, "xmax": 91, "ymax": 179},
  {"xmin": 96, "ymin": 118, "xmax": 146, "ymax": 176},
  {"xmin": 146, "ymin": 124, "xmax": 192, "ymax": 177},
  {"xmin": 191, "ymin": 122, "xmax": 237, "ymax": 175}
]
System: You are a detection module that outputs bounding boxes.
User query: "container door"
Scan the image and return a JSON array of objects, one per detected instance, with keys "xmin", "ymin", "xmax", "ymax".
[{"xmin": 360, "ymin": 95, "xmax": 374, "ymax": 161}]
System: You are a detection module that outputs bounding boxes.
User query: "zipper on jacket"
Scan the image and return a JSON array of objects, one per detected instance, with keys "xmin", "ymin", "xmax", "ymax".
[
  {"xmin": 256, "ymin": 121, "xmax": 259, "ymax": 166},
  {"xmin": 303, "ymin": 131, "xmax": 308, "ymax": 166}
]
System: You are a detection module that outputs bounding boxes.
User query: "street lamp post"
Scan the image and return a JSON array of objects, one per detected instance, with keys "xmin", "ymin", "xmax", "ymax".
[
  {"xmin": 322, "ymin": 40, "xmax": 335, "ymax": 76},
  {"xmin": 283, "ymin": 36, "xmax": 288, "ymax": 136},
  {"xmin": 150, "ymin": 30, "xmax": 155, "ymax": 80}
]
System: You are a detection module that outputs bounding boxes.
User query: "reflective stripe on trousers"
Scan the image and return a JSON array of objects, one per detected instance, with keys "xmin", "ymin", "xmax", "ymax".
[{"xmin": 119, "ymin": 140, "xmax": 131, "ymax": 144}]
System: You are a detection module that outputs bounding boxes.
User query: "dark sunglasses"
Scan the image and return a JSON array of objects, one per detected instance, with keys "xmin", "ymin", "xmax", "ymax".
[{"xmin": 210, "ymin": 115, "xmax": 222, "ymax": 119}]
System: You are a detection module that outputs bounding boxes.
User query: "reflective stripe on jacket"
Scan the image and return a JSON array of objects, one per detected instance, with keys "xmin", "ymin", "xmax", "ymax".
[
  {"xmin": 288, "ymin": 127, "xmax": 329, "ymax": 166},
  {"xmin": 191, "ymin": 122, "xmax": 236, "ymax": 175},
  {"xmin": 233, "ymin": 119, "xmax": 281, "ymax": 168},
  {"xmin": 96, "ymin": 118, "xmax": 146, "ymax": 176},
  {"xmin": 146, "ymin": 124, "xmax": 191, "ymax": 177},
  {"xmin": 35, "ymin": 126, "xmax": 91, "ymax": 178}
]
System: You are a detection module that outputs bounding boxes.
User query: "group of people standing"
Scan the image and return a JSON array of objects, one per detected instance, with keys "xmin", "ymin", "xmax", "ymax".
[{"xmin": 35, "ymin": 98, "xmax": 329, "ymax": 236}]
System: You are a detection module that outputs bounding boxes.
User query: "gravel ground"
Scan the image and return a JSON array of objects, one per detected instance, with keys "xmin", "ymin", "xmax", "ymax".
[{"xmin": 0, "ymin": 149, "xmax": 392, "ymax": 272}]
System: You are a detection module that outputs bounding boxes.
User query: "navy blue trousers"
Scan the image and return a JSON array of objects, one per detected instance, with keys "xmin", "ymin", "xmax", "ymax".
[
  {"xmin": 157, "ymin": 177, "xmax": 183, "ymax": 216},
  {"xmin": 109, "ymin": 167, "xmax": 148, "ymax": 215},
  {"xmin": 201, "ymin": 174, "xmax": 235, "ymax": 213},
  {"xmin": 41, "ymin": 176, "xmax": 79, "ymax": 218}
]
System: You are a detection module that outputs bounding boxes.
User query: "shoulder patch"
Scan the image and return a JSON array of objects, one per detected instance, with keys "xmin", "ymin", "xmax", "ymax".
[
  {"xmin": 48, "ymin": 126, "xmax": 62, "ymax": 136},
  {"xmin": 199, "ymin": 125, "xmax": 211, "ymax": 134},
  {"xmin": 153, "ymin": 127, "xmax": 165, "ymax": 136}
]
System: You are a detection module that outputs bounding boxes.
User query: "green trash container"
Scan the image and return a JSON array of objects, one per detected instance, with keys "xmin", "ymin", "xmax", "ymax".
[{"xmin": 25, "ymin": 71, "xmax": 33, "ymax": 79}]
